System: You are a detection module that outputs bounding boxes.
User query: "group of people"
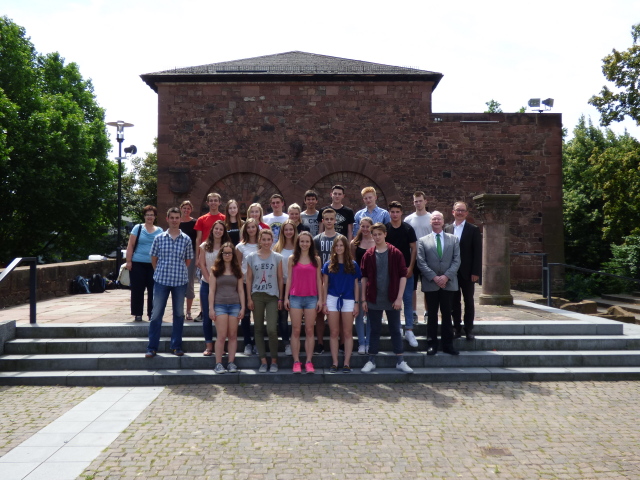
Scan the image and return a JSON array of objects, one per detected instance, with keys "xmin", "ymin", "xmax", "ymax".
[{"xmin": 125, "ymin": 184, "xmax": 482, "ymax": 374}]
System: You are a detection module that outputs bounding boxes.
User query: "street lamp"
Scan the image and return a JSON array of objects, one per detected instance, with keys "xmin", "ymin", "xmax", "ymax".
[{"xmin": 107, "ymin": 120, "xmax": 134, "ymax": 271}]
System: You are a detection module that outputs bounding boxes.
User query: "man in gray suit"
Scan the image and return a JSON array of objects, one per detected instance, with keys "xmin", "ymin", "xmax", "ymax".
[{"xmin": 416, "ymin": 211, "xmax": 461, "ymax": 355}]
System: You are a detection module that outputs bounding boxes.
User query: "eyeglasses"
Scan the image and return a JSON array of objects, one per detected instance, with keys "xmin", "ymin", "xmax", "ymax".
[{"xmin": 454, "ymin": 209, "xmax": 467, "ymax": 213}]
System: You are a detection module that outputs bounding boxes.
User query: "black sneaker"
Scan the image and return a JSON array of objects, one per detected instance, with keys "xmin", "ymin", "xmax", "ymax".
[
  {"xmin": 134, "ymin": 316, "xmax": 143, "ymax": 322},
  {"xmin": 194, "ymin": 312, "xmax": 203, "ymax": 322},
  {"xmin": 339, "ymin": 344, "xmax": 344, "ymax": 354},
  {"xmin": 314, "ymin": 343, "xmax": 324, "ymax": 354}
]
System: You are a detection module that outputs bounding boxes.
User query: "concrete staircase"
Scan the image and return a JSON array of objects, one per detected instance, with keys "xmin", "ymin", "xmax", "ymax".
[{"xmin": 2, "ymin": 315, "xmax": 640, "ymax": 385}]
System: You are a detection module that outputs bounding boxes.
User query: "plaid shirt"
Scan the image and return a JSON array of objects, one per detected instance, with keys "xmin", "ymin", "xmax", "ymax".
[
  {"xmin": 150, "ymin": 230, "xmax": 194, "ymax": 286},
  {"xmin": 353, "ymin": 206, "xmax": 391, "ymax": 236}
]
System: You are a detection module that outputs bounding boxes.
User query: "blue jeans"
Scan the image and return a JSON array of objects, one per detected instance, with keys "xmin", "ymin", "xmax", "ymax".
[
  {"xmin": 355, "ymin": 308, "xmax": 371, "ymax": 347},
  {"xmin": 200, "ymin": 280, "xmax": 214, "ymax": 343},
  {"xmin": 403, "ymin": 275, "xmax": 414, "ymax": 329},
  {"xmin": 147, "ymin": 282, "xmax": 187, "ymax": 351},
  {"xmin": 367, "ymin": 308, "xmax": 403, "ymax": 355}
]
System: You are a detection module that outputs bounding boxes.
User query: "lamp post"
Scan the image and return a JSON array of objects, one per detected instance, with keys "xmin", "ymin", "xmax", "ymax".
[{"xmin": 107, "ymin": 120, "xmax": 134, "ymax": 271}]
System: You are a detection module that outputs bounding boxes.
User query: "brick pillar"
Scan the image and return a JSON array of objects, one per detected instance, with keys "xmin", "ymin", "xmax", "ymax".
[{"xmin": 473, "ymin": 194, "xmax": 520, "ymax": 306}]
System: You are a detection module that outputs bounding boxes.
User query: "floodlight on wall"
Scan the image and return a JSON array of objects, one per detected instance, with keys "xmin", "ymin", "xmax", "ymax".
[{"xmin": 527, "ymin": 98, "xmax": 554, "ymax": 113}]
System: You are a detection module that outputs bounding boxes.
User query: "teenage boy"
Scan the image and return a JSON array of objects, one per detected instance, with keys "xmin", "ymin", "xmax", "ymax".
[
  {"xmin": 360, "ymin": 223, "xmax": 413, "ymax": 373},
  {"xmin": 301, "ymin": 190, "xmax": 320, "ymax": 236},
  {"xmin": 288, "ymin": 203, "xmax": 310, "ymax": 233},
  {"xmin": 145, "ymin": 207, "xmax": 194, "ymax": 358},
  {"xmin": 353, "ymin": 186, "xmax": 391, "ymax": 236},
  {"xmin": 405, "ymin": 191, "xmax": 432, "ymax": 324},
  {"xmin": 263, "ymin": 194, "xmax": 289, "ymax": 242},
  {"xmin": 313, "ymin": 208, "xmax": 338, "ymax": 354},
  {"xmin": 385, "ymin": 201, "xmax": 419, "ymax": 348},
  {"xmin": 317, "ymin": 185, "xmax": 355, "ymax": 241},
  {"xmin": 193, "ymin": 192, "xmax": 225, "ymax": 321}
]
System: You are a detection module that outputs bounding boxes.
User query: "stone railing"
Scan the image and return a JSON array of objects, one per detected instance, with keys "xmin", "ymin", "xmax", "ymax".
[{"xmin": 0, "ymin": 259, "xmax": 116, "ymax": 309}]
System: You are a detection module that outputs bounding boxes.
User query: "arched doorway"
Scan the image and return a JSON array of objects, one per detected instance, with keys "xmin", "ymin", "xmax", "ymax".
[{"xmin": 204, "ymin": 173, "xmax": 283, "ymax": 217}]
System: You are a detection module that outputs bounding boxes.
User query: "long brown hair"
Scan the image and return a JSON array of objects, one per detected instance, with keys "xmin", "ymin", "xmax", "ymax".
[
  {"xmin": 204, "ymin": 220, "xmax": 231, "ymax": 252},
  {"xmin": 273, "ymin": 219, "xmax": 298, "ymax": 253},
  {"xmin": 328, "ymin": 234, "xmax": 355, "ymax": 274},
  {"xmin": 292, "ymin": 231, "xmax": 318, "ymax": 267},
  {"xmin": 224, "ymin": 199, "xmax": 244, "ymax": 232},
  {"xmin": 212, "ymin": 242, "xmax": 243, "ymax": 279},
  {"xmin": 240, "ymin": 218, "xmax": 259, "ymax": 244},
  {"xmin": 352, "ymin": 216, "xmax": 373, "ymax": 247}
]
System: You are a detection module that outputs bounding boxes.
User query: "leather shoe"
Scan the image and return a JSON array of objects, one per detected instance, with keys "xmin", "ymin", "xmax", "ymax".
[
  {"xmin": 465, "ymin": 331, "xmax": 475, "ymax": 341},
  {"xmin": 426, "ymin": 346, "xmax": 437, "ymax": 356},
  {"xmin": 453, "ymin": 326, "xmax": 463, "ymax": 339},
  {"xmin": 442, "ymin": 346, "xmax": 459, "ymax": 355}
]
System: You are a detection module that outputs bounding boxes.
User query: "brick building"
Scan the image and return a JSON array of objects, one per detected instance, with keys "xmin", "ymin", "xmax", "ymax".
[{"xmin": 141, "ymin": 51, "xmax": 563, "ymax": 286}]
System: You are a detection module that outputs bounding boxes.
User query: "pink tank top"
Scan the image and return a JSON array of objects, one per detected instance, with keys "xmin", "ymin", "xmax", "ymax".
[{"xmin": 289, "ymin": 261, "xmax": 318, "ymax": 296}]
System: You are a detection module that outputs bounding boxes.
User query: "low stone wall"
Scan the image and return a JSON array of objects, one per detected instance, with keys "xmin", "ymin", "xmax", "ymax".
[
  {"xmin": 0, "ymin": 259, "xmax": 117, "ymax": 309},
  {"xmin": 0, "ymin": 320, "xmax": 16, "ymax": 354}
]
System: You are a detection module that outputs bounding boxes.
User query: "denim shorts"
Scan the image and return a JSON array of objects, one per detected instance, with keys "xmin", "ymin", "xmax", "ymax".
[
  {"xmin": 289, "ymin": 295, "xmax": 318, "ymax": 310},
  {"xmin": 214, "ymin": 303, "xmax": 241, "ymax": 316}
]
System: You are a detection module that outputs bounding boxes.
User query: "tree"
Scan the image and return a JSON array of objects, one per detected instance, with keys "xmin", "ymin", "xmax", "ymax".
[
  {"xmin": 0, "ymin": 17, "xmax": 115, "ymax": 264},
  {"xmin": 122, "ymin": 141, "xmax": 158, "ymax": 223},
  {"xmin": 563, "ymin": 116, "xmax": 640, "ymax": 270},
  {"xmin": 589, "ymin": 23, "xmax": 640, "ymax": 126},
  {"xmin": 484, "ymin": 99, "xmax": 503, "ymax": 113}
]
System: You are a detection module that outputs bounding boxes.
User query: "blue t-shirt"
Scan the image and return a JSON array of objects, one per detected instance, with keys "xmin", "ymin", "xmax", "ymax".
[
  {"xmin": 321, "ymin": 261, "xmax": 362, "ymax": 300},
  {"xmin": 131, "ymin": 224, "xmax": 163, "ymax": 263}
]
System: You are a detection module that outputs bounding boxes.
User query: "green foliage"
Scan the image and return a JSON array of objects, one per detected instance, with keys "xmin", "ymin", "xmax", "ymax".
[
  {"xmin": 517, "ymin": 106, "xmax": 526, "ymax": 113},
  {"xmin": 602, "ymin": 235, "xmax": 640, "ymax": 291},
  {"xmin": 563, "ymin": 273, "xmax": 607, "ymax": 302},
  {"xmin": 0, "ymin": 17, "xmax": 115, "ymax": 264},
  {"xmin": 122, "ymin": 140, "xmax": 158, "ymax": 223},
  {"xmin": 589, "ymin": 23, "xmax": 640, "ymax": 126},
  {"xmin": 484, "ymin": 99, "xmax": 503, "ymax": 113}
]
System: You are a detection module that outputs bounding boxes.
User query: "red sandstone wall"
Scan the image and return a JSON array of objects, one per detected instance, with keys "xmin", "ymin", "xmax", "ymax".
[{"xmin": 154, "ymin": 80, "xmax": 563, "ymax": 286}]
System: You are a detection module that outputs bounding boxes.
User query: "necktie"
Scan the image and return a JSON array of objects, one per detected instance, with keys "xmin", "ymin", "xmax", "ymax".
[{"xmin": 436, "ymin": 233, "xmax": 442, "ymax": 259}]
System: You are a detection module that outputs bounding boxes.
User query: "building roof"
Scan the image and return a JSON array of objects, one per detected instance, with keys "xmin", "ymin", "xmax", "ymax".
[{"xmin": 140, "ymin": 51, "xmax": 443, "ymax": 92}]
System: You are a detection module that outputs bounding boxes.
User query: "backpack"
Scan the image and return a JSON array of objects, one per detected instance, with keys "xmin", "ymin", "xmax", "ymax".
[
  {"xmin": 89, "ymin": 273, "xmax": 106, "ymax": 293},
  {"xmin": 71, "ymin": 275, "xmax": 90, "ymax": 294}
]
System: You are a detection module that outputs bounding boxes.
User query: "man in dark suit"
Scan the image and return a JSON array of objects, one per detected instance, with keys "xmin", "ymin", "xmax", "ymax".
[
  {"xmin": 445, "ymin": 201, "xmax": 482, "ymax": 340},
  {"xmin": 416, "ymin": 211, "xmax": 460, "ymax": 355}
]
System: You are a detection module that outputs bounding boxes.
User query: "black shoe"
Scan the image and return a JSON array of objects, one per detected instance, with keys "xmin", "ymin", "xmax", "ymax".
[
  {"xmin": 443, "ymin": 346, "xmax": 460, "ymax": 355},
  {"xmin": 172, "ymin": 349, "xmax": 184, "ymax": 356},
  {"xmin": 194, "ymin": 312, "xmax": 203, "ymax": 322},
  {"xmin": 465, "ymin": 330, "xmax": 475, "ymax": 341},
  {"xmin": 134, "ymin": 315, "xmax": 143, "ymax": 322},
  {"xmin": 453, "ymin": 326, "xmax": 463, "ymax": 339},
  {"xmin": 314, "ymin": 343, "xmax": 324, "ymax": 355},
  {"xmin": 426, "ymin": 346, "xmax": 437, "ymax": 356}
]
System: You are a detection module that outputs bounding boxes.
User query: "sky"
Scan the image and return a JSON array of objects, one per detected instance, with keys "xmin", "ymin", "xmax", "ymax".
[{"xmin": 4, "ymin": 0, "xmax": 640, "ymax": 161}]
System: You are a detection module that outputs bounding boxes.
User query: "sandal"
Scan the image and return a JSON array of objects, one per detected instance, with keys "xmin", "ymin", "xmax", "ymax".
[
  {"xmin": 203, "ymin": 348, "xmax": 213, "ymax": 356},
  {"xmin": 186, "ymin": 312, "xmax": 193, "ymax": 321}
]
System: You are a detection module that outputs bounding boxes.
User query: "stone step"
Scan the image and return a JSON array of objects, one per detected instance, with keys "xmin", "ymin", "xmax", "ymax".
[
  {"xmin": 592, "ymin": 298, "xmax": 640, "ymax": 315},
  {"xmin": 3, "ymin": 350, "xmax": 640, "ymax": 372},
  {"xmin": 2, "ymin": 366, "xmax": 640, "ymax": 386},
  {"xmin": 13, "ymin": 320, "xmax": 623, "ymax": 339},
  {"xmin": 4, "ymin": 334, "xmax": 639, "ymax": 355},
  {"xmin": 600, "ymin": 293, "xmax": 640, "ymax": 305}
]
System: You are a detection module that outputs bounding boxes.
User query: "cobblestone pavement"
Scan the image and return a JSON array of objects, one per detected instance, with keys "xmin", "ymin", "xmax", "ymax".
[
  {"xmin": 70, "ymin": 381, "xmax": 640, "ymax": 480},
  {"xmin": 0, "ymin": 386, "xmax": 97, "ymax": 457}
]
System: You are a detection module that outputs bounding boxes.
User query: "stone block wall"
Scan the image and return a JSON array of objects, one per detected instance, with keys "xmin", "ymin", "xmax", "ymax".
[{"xmin": 0, "ymin": 259, "xmax": 116, "ymax": 309}]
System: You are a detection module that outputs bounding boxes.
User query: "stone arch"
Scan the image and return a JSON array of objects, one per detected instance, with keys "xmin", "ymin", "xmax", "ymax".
[
  {"xmin": 298, "ymin": 158, "xmax": 400, "ymax": 210},
  {"xmin": 205, "ymin": 173, "xmax": 282, "ymax": 217},
  {"xmin": 190, "ymin": 158, "xmax": 301, "ymax": 215}
]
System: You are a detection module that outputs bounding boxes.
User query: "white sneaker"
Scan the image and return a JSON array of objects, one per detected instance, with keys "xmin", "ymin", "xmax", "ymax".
[
  {"xmin": 396, "ymin": 361, "xmax": 414, "ymax": 373},
  {"xmin": 361, "ymin": 361, "xmax": 376, "ymax": 373},
  {"xmin": 252, "ymin": 345, "xmax": 259, "ymax": 355},
  {"xmin": 285, "ymin": 344, "xmax": 292, "ymax": 356},
  {"xmin": 358, "ymin": 345, "xmax": 366, "ymax": 355},
  {"xmin": 365, "ymin": 345, "xmax": 369, "ymax": 354},
  {"xmin": 405, "ymin": 330, "xmax": 418, "ymax": 348},
  {"xmin": 423, "ymin": 312, "xmax": 428, "ymax": 323},
  {"xmin": 244, "ymin": 344, "xmax": 253, "ymax": 355}
]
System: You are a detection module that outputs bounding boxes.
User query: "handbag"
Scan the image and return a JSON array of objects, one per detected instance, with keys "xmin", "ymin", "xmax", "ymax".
[{"xmin": 117, "ymin": 263, "xmax": 130, "ymax": 286}]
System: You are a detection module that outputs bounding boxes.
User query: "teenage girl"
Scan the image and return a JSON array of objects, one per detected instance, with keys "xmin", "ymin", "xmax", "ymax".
[
  {"xmin": 323, "ymin": 234, "xmax": 361, "ymax": 373},
  {"xmin": 284, "ymin": 231, "xmax": 323, "ymax": 373},
  {"xmin": 209, "ymin": 242, "xmax": 245, "ymax": 374},
  {"xmin": 351, "ymin": 217, "xmax": 375, "ymax": 354},
  {"xmin": 273, "ymin": 220, "xmax": 297, "ymax": 356},
  {"xmin": 199, "ymin": 220, "xmax": 231, "ymax": 356},
  {"xmin": 224, "ymin": 199, "xmax": 244, "ymax": 246},
  {"xmin": 247, "ymin": 203, "xmax": 270, "ymax": 230},
  {"xmin": 246, "ymin": 229, "xmax": 283, "ymax": 372},
  {"xmin": 236, "ymin": 218, "xmax": 259, "ymax": 355}
]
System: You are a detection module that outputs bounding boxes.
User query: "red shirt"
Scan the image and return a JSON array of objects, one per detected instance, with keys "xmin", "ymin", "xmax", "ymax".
[{"xmin": 194, "ymin": 212, "xmax": 226, "ymax": 243}]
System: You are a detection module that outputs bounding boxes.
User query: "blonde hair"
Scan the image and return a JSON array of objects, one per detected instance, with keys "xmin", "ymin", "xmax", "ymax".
[
  {"xmin": 288, "ymin": 203, "xmax": 301, "ymax": 214},
  {"xmin": 273, "ymin": 219, "xmax": 298, "ymax": 253},
  {"xmin": 247, "ymin": 203, "xmax": 264, "ymax": 223},
  {"xmin": 361, "ymin": 186, "xmax": 376, "ymax": 197}
]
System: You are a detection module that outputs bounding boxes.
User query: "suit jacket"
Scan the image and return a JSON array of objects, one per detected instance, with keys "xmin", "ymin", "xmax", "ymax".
[
  {"xmin": 416, "ymin": 232, "xmax": 460, "ymax": 292},
  {"xmin": 444, "ymin": 222, "xmax": 482, "ymax": 280}
]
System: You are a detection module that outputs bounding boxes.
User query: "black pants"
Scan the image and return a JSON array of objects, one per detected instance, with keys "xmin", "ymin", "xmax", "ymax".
[
  {"xmin": 425, "ymin": 289, "xmax": 454, "ymax": 349},
  {"xmin": 130, "ymin": 261, "xmax": 154, "ymax": 317},
  {"xmin": 452, "ymin": 276, "xmax": 475, "ymax": 331}
]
